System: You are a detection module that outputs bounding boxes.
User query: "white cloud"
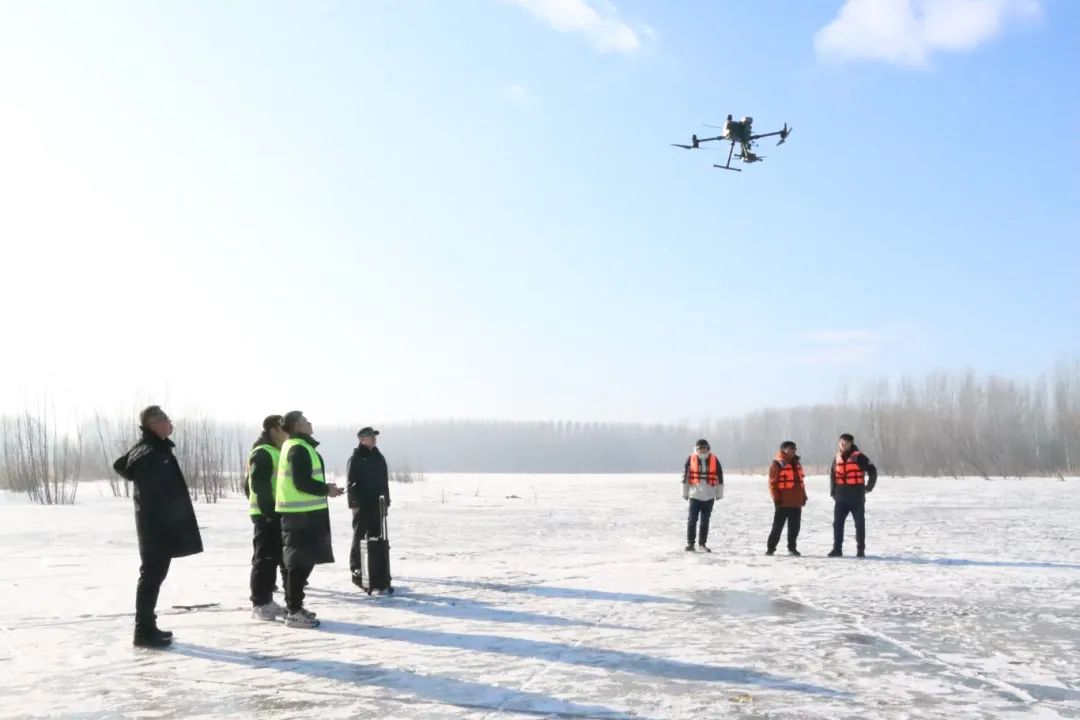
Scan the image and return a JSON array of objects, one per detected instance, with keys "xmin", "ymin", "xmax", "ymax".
[
  {"xmin": 504, "ymin": 84, "xmax": 534, "ymax": 106},
  {"xmin": 814, "ymin": 0, "xmax": 1040, "ymax": 67},
  {"xmin": 507, "ymin": 0, "xmax": 643, "ymax": 53}
]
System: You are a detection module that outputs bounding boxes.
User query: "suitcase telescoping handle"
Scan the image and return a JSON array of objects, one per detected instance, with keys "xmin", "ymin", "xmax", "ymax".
[{"xmin": 379, "ymin": 494, "xmax": 389, "ymax": 541}]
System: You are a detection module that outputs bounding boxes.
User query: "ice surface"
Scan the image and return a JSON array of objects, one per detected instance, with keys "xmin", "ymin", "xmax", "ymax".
[{"xmin": 1, "ymin": 474, "xmax": 1078, "ymax": 719}]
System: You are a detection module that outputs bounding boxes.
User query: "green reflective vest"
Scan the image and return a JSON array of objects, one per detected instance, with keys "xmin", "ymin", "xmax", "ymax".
[
  {"xmin": 246, "ymin": 444, "xmax": 280, "ymax": 517},
  {"xmin": 275, "ymin": 437, "xmax": 328, "ymax": 513}
]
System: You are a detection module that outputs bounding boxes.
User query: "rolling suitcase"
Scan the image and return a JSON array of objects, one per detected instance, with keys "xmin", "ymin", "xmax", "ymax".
[{"xmin": 359, "ymin": 495, "xmax": 393, "ymax": 595}]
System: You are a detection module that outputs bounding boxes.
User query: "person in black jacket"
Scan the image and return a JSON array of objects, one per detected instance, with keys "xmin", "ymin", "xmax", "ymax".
[
  {"xmin": 245, "ymin": 414, "xmax": 289, "ymax": 620},
  {"xmin": 112, "ymin": 406, "xmax": 203, "ymax": 648},
  {"xmin": 278, "ymin": 410, "xmax": 343, "ymax": 627},
  {"xmin": 347, "ymin": 426, "xmax": 390, "ymax": 587},
  {"xmin": 828, "ymin": 433, "xmax": 878, "ymax": 558}
]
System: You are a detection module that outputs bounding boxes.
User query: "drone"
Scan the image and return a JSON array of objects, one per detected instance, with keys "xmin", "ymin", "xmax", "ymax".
[{"xmin": 671, "ymin": 114, "xmax": 792, "ymax": 172}]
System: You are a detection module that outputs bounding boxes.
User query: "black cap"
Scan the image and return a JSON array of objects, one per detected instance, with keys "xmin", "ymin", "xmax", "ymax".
[
  {"xmin": 695, "ymin": 438, "xmax": 710, "ymax": 449},
  {"xmin": 357, "ymin": 426, "xmax": 380, "ymax": 438},
  {"xmin": 839, "ymin": 433, "xmax": 855, "ymax": 443},
  {"xmin": 282, "ymin": 410, "xmax": 305, "ymax": 433},
  {"xmin": 780, "ymin": 440, "xmax": 797, "ymax": 451}
]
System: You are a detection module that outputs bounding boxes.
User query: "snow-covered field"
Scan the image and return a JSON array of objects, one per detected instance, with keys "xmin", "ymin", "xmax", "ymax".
[{"xmin": 2, "ymin": 474, "xmax": 1079, "ymax": 719}]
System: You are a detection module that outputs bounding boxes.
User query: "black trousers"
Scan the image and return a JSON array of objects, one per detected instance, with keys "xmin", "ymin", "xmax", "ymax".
[
  {"xmin": 349, "ymin": 506, "xmax": 382, "ymax": 578},
  {"xmin": 135, "ymin": 555, "xmax": 172, "ymax": 631},
  {"xmin": 285, "ymin": 564, "xmax": 314, "ymax": 612},
  {"xmin": 250, "ymin": 516, "xmax": 287, "ymax": 607},
  {"xmin": 767, "ymin": 506, "xmax": 802, "ymax": 552},
  {"xmin": 833, "ymin": 501, "xmax": 866, "ymax": 552},
  {"xmin": 687, "ymin": 498, "xmax": 714, "ymax": 545}
]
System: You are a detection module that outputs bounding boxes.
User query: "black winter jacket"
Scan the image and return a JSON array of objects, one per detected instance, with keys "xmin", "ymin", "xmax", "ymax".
[
  {"xmin": 245, "ymin": 432, "xmax": 278, "ymax": 518},
  {"xmin": 113, "ymin": 430, "xmax": 204, "ymax": 561},
  {"xmin": 279, "ymin": 434, "xmax": 334, "ymax": 568},
  {"xmin": 347, "ymin": 445, "xmax": 390, "ymax": 509}
]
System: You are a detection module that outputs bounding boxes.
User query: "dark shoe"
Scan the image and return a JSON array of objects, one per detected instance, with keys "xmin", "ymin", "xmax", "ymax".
[
  {"xmin": 827, "ymin": 549, "xmax": 843, "ymax": 558},
  {"xmin": 133, "ymin": 631, "xmax": 172, "ymax": 649},
  {"xmin": 856, "ymin": 549, "xmax": 866, "ymax": 558},
  {"xmin": 698, "ymin": 544, "xmax": 712, "ymax": 553},
  {"xmin": 765, "ymin": 549, "xmax": 776, "ymax": 556},
  {"xmin": 684, "ymin": 544, "xmax": 694, "ymax": 552},
  {"xmin": 788, "ymin": 549, "xmax": 801, "ymax": 557},
  {"xmin": 154, "ymin": 627, "xmax": 173, "ymax": 639}
]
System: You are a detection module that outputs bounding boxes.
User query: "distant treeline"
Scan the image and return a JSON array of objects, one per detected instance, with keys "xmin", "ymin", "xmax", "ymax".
[{"xmin": 3, "ymin": 363, "xmax": 1079, "ymax": 503}]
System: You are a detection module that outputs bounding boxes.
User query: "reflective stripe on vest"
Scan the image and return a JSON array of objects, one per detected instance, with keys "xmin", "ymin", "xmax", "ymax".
[
  {"xmin": 835, "ymin": 451, "xmax": 865, "ymax": 486},
  {"xmin": 687, "ymin": 454, "xmax": 721, "ymax": 486},
  {"xmin": 275, "ymin": 438, "xmax": 328, "ymax": 513},
  {"xmin": 246, "ymin": 445, "xmax": 280, "ymax": 516},
  {"xmin": 777, "ymin": 461, "xmax": 804, "ymax": 491}
]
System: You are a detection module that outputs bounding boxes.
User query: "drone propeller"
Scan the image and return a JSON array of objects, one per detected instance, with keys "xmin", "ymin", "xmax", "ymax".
[
  {"xmin": 776, "ymin": 123, "xmax": 793, "ymax": 146},
  {"xmin": 671, "ymin": 143, "xmax": 721, "ymax": 151}
]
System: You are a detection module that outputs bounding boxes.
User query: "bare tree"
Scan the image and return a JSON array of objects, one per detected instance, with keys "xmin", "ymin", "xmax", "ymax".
[{"xmin": 0, "ymin": 406, "xmax": 82, "ymax": 505}]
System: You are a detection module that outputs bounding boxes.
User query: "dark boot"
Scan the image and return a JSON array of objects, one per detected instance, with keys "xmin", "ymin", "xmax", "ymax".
[
  {"xmin": 684, "ymin": 544, "xmax": 694, "ymax": 552},
  {"xmin": 856, "ymin": 548, "xmax": 866, "ymax": 558},
  {"xmin": 788, "ymin": 549, "xmax": 802, "ymax": 557},
  {"xmin": 765, "ymin": 549, "xmax": 775, "ymax": 556},
  {"xmin": 133, "ymin": 629, "xmax": 172, "ymax": 648},
  {"xmin": 828, "ymin": 549, "xmax": 843, "ymax": 557}
]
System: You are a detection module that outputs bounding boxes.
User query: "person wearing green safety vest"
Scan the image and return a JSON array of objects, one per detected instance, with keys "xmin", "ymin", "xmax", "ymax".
[
  {"xmin": 247, "ymin": 414, "xmax": 289, "ymax": 621},
  {"xmin": 276, "ymin": 410, "xmax": 343, "ymax": 628}
]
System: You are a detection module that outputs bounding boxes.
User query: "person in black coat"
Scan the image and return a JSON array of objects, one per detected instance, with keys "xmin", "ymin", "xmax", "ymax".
[
  {"xmin": 112, "ymin": 405, "xmax": 203, "ymax": 648},
  {"xmin": 278, "ymin": 410, "xmax": 343, "ymax": 625},
  {"xmin": 347, "ymin": 426, "xmax": 390, "ymax": 586},
  {"xmin": 828, "ymin": 433, "xmax": 878, "ymax": 557},
  {"xmin": 245, "ymin": 414, "xmax": 289, "ymax": 620}
]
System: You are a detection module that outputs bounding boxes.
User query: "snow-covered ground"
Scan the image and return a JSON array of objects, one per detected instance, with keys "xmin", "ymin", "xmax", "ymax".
[{"xmin": 2, "ymin": 474, "xmax": 1079, "ymax": 719}]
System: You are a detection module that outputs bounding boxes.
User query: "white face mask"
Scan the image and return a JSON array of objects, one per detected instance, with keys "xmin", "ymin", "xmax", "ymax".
[{"xmin": 696, "ymin": 449, "xmax": 709, "ymax": 458}]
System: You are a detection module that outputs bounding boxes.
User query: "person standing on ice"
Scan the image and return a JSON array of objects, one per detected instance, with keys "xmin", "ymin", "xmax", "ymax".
[
  {"xmin": 682, "ymin": 438, "xmax": 723, "ymax": 552},
  {"xmin": 112, "ymin": 405, "xmax": 203, "ymax": 648},
  {"xmin": 828, "ymin": 433, "xmax": 878, "ymax": 558},
  {"xmin": 766, "ymin": 441, "xmax": 807, "ymax": 557},
  {"xmin": 246, "ymin": 414, "xmax": 289, "ymax": 621},
  {"xmin": 275, "ymin": 410, "xmax": 344, "ymax": 628},
  {"xmin": 347, "ymin": 426, "xmax": 390, "ymax": 588}
]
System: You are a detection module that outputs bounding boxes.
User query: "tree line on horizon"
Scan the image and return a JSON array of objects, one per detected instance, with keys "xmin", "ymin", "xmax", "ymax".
[{"xmin": 2, "ymin": 362, "xmax": 1078, "ymax": 503}]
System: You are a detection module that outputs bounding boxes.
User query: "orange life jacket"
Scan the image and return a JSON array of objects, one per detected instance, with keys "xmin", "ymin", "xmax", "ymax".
[
  {"xmin": 687, "ymin": 454, "xmax": 721, "ymax": 486},
  {"xmin": 776, "ymin": 458, "xmax": 805, "ymax": 490},
  {"xmin": 834, "ymin": 451, "xmax": 865, "ymax": 486}
]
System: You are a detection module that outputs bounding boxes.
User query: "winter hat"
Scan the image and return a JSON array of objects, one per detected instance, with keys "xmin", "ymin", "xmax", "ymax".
[{"xmin": 695, "ymin": 438, "xmax": 710, "ymax": 451}]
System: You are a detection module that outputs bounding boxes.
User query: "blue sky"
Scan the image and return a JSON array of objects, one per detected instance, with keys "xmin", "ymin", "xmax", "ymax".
[{"xmin": 1, "ymin": 0, "xmax": 1077, "ymax": 425}]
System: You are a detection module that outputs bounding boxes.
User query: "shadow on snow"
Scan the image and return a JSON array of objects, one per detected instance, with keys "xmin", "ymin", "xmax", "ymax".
[
  {"xmin": 317, "ymin": 620, "xmax": 850, "ymax": 698},
  {"xmin": 172, "ymin": 643, "xmax": 646, "ymax": 720},
  {"xmin": 397, "ymin": 576, "xmax": 689, "ymax": 605},
  {"xmin": 306, "ymin": 587, "xmax": 640, "ymax": 631},
  {"xmin": 867, "ymin": 555, "xmax": 1080, "ymax": 570}
]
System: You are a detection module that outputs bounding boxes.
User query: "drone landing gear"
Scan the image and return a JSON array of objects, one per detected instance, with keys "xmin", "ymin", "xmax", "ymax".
[{"xmin": 713, "ymin": 142, "xmax": 742, "ymax": 172}]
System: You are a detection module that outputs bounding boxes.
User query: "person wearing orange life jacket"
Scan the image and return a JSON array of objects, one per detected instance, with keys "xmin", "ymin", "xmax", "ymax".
[
  {"xmin": 828, "ymin": 433, "xmax": 878, "ymax": 558},
  {"xmin": 766, "ymin": 441, "xmax": 807, "ymax": 557},
  {"xmin": 681, "ymin": 438, "xmax": 724, "ymax": 552}
]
